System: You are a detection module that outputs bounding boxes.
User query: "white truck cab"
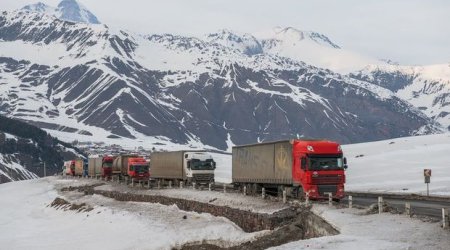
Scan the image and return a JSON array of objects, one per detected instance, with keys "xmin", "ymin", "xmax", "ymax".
[{"xmin": 184, "ymin": 152, "xmax": 216, "ymax": 184}]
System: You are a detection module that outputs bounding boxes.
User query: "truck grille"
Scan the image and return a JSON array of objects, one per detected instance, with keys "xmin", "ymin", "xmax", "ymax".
[
  {"xmin": 317, "ymin": 185, "xmax": 337, "ymax": 196},
  {"xmin": 311, "ymin": 175, "xmax": 343, "ymax": 185},
  {"xmin": 193, "ymin": 174, "xmax": 214, "ymax": 183}
]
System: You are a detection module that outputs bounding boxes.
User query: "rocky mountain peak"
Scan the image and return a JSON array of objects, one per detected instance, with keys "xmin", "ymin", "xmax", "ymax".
[{"xmin": 21, "ymin": 0, "xmax": 100, "ymax": 24}]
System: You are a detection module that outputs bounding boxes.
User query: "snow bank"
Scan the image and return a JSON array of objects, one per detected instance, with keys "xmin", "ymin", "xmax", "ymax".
[
  {"xmin": 271, "ymin": 205, "xmax": 450, "ymax": 250},
  {"xmin": 0, "ymin": 177, "xmax": 263, "ymax": 250}
]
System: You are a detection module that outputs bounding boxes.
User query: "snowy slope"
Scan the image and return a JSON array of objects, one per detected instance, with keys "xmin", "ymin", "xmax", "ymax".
[
  {"xmin": 254, "ymin": 27, "xmax": 384, "ymax": 74},
  {"xmin": 0, "ymin": 153, "xmax": 38, "ymax": 182},
  {"xmin": 1, "ymin": 177, "xmax": 449, "ymax": 249},
  {"xmin": 354, "ymin": 63, "xmax": 450, "ymax": 130},
  {"xmin": 343, "ymin": 133, "xmax": 450, "ymax": 196},
  {"xmin": 0, "ymin": 178, "xmax": 264, "ymax": 250}
]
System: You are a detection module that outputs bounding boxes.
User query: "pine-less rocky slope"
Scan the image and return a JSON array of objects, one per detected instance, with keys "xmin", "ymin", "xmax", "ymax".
[{"xmin": 0, "ymin": 10, "xmax": 445, "ymax": 150}]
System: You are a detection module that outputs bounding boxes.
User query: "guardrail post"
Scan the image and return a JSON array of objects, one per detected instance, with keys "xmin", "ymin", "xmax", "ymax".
[
  {"xmin": 262, "ymin": 187, "xmax": 266, "ymax": 199},
  {"xmin": 378, "ymin": 196, "xmax": 383, "ymax": 214},
  {"xmin": 243, "ymin": 185, "xmax": 247, "ymax": 196},
  {"xmin": 305, "ymin": 192, "xmax": 309, "ymax": 205},
  {"xmin": 148, "ymin": 179, "xmax": 151, "ymax": 189},
  {"xmin": 223, "ymin": 183, "xmax": 226, "ymax": 193},
  {"xmin": 180, "ymin": 181, "xmax": 184, "ymax": 189},
  {"xmin": 208, "ymin": 183, "xmax": 212, "ymax": 191},
  {"xmin": 327, "ymin": 192, "xmax": 332, "ymax": 206},
  {"xmin": 282, "ymin": 189, "xmax": 287, "ymax": 204},
  {"xmin": 442, "ymin": 208, "xmax": 449, "ymax": 229},
  {"xmin": 131, "ymin": 178, "xmax": 134, "ymax": 187},
  {"xmin": 405, "ymin": 203, "xmax": 411, "ymax": 217},
  {"xmin": 169, "ymin": 181, "xmax": 172, "ymax": 188},
  {"xmin": 157, "ymin": 180, "xmax": 161, "ymax": 189},
  {"xmin": 349, "ymin": 195, "xmax": 353, "ymax": 208},
  {"xmin": 193, "ymin": 182, "xmax": 196, "ymax": 189}
]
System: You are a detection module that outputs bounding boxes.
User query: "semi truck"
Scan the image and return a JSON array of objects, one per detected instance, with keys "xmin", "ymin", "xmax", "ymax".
[
  {"xmin": 64, "ymin": 160, "xmax": 75, "ymax": 176},
  {"xmin": 64, "ymin": 160, "xmax": 84, "ymax": 176},
  {"xmin": 88, "ymin": 156, "xmax": 115, "ymax": 178},
  {"xmin": 73, "ymin": 159, "xmax": 84, "ymax": 177},
  {"xmin": 113, "ymin": 155, "xmax": 150, "ymax": 180},
  {"xmin": 151, "ymin": 151, "xmax": 216, "ymax": 185},
  {"xmin": 232, "ymin": 139, "xmax": 347, "ymax": 200}
]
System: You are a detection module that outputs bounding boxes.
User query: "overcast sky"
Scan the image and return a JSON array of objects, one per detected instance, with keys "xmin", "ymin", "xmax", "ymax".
[{"xmin": 2, "ymin": 0, "xmax": 449, "ymax": 65}]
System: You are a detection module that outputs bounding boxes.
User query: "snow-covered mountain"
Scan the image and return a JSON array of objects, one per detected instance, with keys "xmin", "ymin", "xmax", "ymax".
[
  {"xmin": 253, "ymin": 27, "xmax": 383, "ymax": 74},
  {"xmin": 22, "ymin": 0, "xmax": 100, "ymax": 24},
  {"xmin": 0, "ymin": 115, "xmax": 84, "ymax": 182},
  {"xmin": 0, "ymin": 8, "xmax": 448, "ymax": 150},
  {"xmin": 352, "ymin": 64, "xmax": 450, "ymax": 130}
]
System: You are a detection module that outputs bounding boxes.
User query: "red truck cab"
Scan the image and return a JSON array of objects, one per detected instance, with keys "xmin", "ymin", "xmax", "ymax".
[
  {"xmin": 292, "ymin": 140, "xmax": 347, "ymax": 199},
  {"xmin": 102, "ymin": 156, "xmax": 114, "ymax": 178},
  {"xmin": 128, "ymin": 158, "xmax": 150, "ymax": 180},
  {"xmin": 64, "ymin": 160, "xmax": 76, "ymax": 176}
]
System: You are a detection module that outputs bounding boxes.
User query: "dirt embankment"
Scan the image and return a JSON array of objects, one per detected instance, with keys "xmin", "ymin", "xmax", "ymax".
[{"xmin": 60, "ymin": 183, "xmax": 339, "ymax": 249}]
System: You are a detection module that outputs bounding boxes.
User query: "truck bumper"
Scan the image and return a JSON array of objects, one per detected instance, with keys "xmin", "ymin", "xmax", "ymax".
[
  {"xmin": 192, "ymin": 174, "xmax": 214, "ymax": 184},
  {"xmin": 306, "ymin": 184, "xmax": 345, "ymax": 199}
]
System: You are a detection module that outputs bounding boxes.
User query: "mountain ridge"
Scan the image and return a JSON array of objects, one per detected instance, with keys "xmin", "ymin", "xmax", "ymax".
[
  {"xmin": 21, "ymin": 0, "xmax": 100, "ymax": 24},
  {"xmin": 0, "ymin": 10, "xmax": 447, "ymax": 151}
]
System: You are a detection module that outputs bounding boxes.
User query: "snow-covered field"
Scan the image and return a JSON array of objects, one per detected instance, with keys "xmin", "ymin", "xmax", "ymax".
[
  {"xmin": 212, "ymin": 133, "xmax": 450, "ymax": 197},
  {"xmin": 1, "ymin": 176, "xmax": 450, "ymax": 250},
  {"xmin": 343, "ymin": 133, "xmax": 450, "ymax": 196},
  {"xmin": 0, "ymin": 178, "xmax": 265, "ymax": 250}
]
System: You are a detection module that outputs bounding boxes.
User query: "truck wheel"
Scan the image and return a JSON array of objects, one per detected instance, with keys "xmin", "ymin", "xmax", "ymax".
[
  {"xmin": 252, "ymin": 183, "xmax": 258, "ymax": 195},
  {"xmin": 293, "ymin": 186, "xmax": 305, "ymax": 200},
  {"xmin": 277, "ymin": 186, "xmax": 285, "ymax": 198}
]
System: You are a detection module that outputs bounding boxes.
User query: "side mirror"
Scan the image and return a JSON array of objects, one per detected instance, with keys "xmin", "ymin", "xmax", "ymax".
[
  {"xmin": 343, "ymin": 157, "xmax": 347, "ymax": 165},
  {"xmin": 344, "ymin": 165, "xmax": 348, "ymax": 170}
]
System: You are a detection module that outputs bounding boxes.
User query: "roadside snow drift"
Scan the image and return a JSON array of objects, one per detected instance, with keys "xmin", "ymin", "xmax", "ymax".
[{"xmin": 0, "ymin": 178, "xmax": 263, "ymax": 250}]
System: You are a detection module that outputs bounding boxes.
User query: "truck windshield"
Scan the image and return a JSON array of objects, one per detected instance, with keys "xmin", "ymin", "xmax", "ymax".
[
  {"xmin": 190, "ymin": 159, "xmax": 216, "ymax": 170},
  {"xmin": 103, "ymin": 162, "xmax": 112, "ymax": 168},
  {"xmin": 308, "ymin": 157, "xmax": 343, "ymax": 170},
  {"xmin": 132, "ymin": 165, "xmax": 149, "ymax": 173}
]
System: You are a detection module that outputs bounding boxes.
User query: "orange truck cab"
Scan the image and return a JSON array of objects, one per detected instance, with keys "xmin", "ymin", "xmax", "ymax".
[{"xmin": 127, "ymin": 158, "xmax": 150, "ymax": 180}]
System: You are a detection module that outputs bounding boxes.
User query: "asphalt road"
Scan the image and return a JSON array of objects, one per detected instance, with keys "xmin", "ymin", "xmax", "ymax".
[{"xmin": 342, "ymin": 194, "xmax": 450, "ymax": 219}]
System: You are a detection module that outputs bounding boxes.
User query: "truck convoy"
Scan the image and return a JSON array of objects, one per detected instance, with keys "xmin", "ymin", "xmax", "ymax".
[
  {"xmin": 151, "ymin": 151, "xmax": 216, "ymax": 185},
  {"xmin": 63, "ymin": 138, "xmax": 347, "ymax": 202},
  {"xmin": 88, "ymin": 156, "xmax": 115, "ymax": 178},
  {"xmin": 112, "ymin": 155, "xmax": 150, "ymax": 181},
  {"xmin": 232, "ymin": 139, "xmax": 347, "ymax": 200}
]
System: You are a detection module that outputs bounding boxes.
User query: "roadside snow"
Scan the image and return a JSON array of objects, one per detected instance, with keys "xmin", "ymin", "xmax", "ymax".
[
  {"xmin": 343, "ymin": 133, "xmax": 450, "ymax": 196},
  {"xmin": 0, "ymin": 177, "xmax": 265, "ymax": 250},
  {"xmin": 271, "ymin": 205, "xmax": 450, "ymax": 250}
]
